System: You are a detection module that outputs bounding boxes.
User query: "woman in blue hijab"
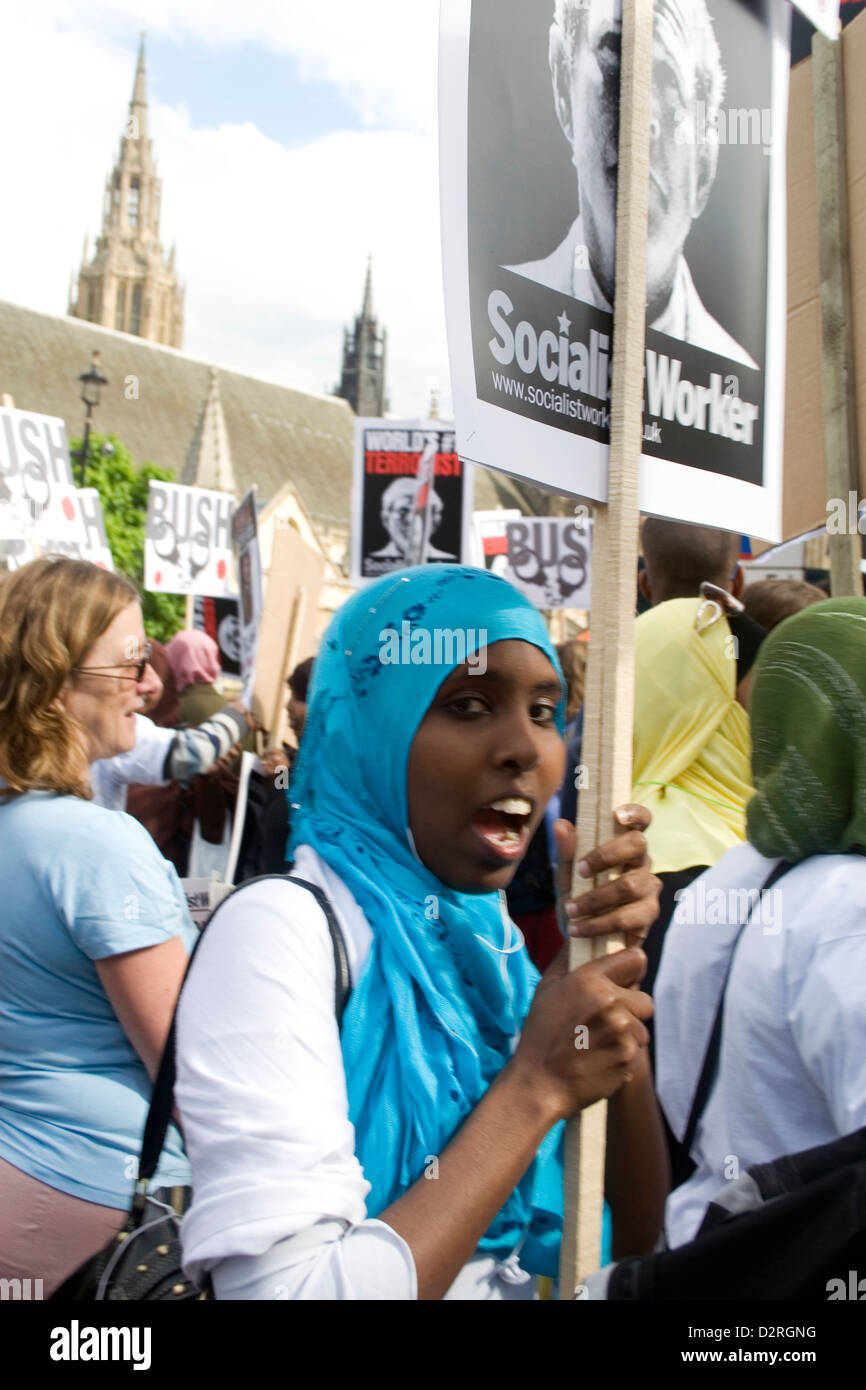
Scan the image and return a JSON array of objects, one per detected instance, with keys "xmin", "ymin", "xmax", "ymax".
[{"xmin": 177, "ymin": 566, "xmax": 665, "ymax": 1299}]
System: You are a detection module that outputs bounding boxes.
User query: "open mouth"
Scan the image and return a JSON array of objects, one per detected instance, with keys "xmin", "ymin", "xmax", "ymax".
[{"xmin": 470, "ymin": 796, "xmax": 534, "ymax": 863}]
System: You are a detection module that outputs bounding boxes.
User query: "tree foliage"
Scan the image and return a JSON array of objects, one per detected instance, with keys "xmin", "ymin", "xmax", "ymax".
[{"xmin": 70, "ymin": 431, "xmax": 186, "ymax": 644}]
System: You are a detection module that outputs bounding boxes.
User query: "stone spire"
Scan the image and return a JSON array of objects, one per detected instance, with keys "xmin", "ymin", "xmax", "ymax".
[
  {"xmin": 361, "ymin": 256, "xmax": 374, "ymax": 318},
  {"xmin": 68, "ymin": 33, "xmax": 184, "ymax": 347},
  {"xmin": 131, "ymin": 30, "xmax": 148, "ymax": 120},
  {"xmin": 183, "ymin": 368, "xmax": 237, "ymax": 494},
  {"xmin": 334, "ymin": 259, "xmax": 388, "ymax": 417}
]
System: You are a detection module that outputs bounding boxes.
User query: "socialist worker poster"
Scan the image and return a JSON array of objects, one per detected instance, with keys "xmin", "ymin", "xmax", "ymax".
[{"xmin": 440, "ymin": 0, "xmax": 791, "ymax": 540}]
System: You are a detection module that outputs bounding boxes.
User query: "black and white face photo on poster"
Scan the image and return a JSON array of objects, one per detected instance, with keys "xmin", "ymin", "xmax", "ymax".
[
  {"xmin": 372, "ymin": 478, "xmax": 458, "ymax": 565},
  {"xmin": 352, "ymin": 424, "xmax": 472, "ymax": 582},
  {"xmin": 503, "ymin": 1, "xmax": 765, "ymax": 367},
  {"xmin": 442, "ymin": 0, "xmax": 789, "ymax": 536}
]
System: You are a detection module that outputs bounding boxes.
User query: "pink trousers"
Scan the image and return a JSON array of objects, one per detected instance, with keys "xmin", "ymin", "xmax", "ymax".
[{"xmin": 0, "ymin": 1155, "xmax": 126, "ymax": 1298}]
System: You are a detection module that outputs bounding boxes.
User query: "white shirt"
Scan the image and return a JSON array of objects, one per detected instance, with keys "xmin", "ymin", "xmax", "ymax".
[
  {"xmin": 655, "ymin": 841, "xmax": 866, "ymax": 1247},
  {"xmin": 91, "ymin": 708, "xmax": 248, "ymax": 813},
  {"xmin": 91, "ymin": 715, "xmax": 173, "ymax": 812},
  {"xmin": 176, "ymin": 844, "xmax": 536, "ymax": 1300}
]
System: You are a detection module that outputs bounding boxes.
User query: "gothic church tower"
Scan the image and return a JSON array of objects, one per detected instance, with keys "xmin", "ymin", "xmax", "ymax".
[
  {"xmin": 68, "ymin": 34, "xmax": 184, "ymax": 348},
  {"xmin": 335, "ymin": 259, "xmax": 387, "ymax": 416}
]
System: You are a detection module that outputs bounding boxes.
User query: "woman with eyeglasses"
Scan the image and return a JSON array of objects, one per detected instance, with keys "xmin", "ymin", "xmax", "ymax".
[{"xmin": 0, "ymin": 557, "xmax": 197, "ymax": 1295}]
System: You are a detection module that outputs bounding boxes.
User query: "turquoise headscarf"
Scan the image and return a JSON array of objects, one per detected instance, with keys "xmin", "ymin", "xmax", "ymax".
[{"xmin": 289, "ymin": 565, "xmax": 566, "ymax": 1273}]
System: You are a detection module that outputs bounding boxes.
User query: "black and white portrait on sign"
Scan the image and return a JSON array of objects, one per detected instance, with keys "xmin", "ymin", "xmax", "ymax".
[
  {"xmin": 370, "ymin": 477, "xmax": 459, "ymax": 565},
  {"xmin": 507, "ymin": 0, "xmax": 758, "ymax": 369},
  {"xmin": 440, "ymin": 0, "xmax": 789, "ymax": 539}
]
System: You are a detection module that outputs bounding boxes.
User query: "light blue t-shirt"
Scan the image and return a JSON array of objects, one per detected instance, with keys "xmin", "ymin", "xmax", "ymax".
[{"xmin": 0, "ymin": 791, "xmax": 198, "ymax": 1208}]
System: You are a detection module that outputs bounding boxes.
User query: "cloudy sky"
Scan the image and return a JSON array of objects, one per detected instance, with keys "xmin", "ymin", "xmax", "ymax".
[{"xmin": 0, "ymin": 1, "xmax": 450, "ymax": 416}]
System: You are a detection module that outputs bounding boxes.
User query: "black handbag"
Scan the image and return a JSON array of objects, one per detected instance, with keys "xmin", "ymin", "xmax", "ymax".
[{"xmin": 51, "ymin": 875, "xmax": 350, "ymax": 1301}]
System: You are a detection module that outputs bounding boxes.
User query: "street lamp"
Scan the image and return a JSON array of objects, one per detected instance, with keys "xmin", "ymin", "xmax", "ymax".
[{"xmin": 74, "ymin": 351, "xmax": 109, "ymax": 487}]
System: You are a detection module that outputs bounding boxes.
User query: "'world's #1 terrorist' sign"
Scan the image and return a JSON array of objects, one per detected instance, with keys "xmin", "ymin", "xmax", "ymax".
[{"xmin": 351, "ymin": 419, "xmax": 473, "ymax": 583}]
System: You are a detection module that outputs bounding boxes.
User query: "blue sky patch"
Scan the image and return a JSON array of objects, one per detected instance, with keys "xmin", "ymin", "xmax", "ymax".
[{"xmin": 144, "ymin": 35, "xmax": 371, "ymax": 145}]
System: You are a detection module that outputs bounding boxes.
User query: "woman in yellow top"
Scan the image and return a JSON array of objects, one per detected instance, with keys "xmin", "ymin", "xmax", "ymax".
[{"xmin": 631, "ymin": 593, "xmax": 765, "ymax": 999}]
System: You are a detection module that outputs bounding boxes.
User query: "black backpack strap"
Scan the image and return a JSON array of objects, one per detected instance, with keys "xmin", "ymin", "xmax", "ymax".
[
  {"xmin": 681, "ymin": 860, "xmax": 790, "ymax": 1160},
  {"xmin": 135, "ymin": 874, "xmax": 350, "ymax": 1201}
]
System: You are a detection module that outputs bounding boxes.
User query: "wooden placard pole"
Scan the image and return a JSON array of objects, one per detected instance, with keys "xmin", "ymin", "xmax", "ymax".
[
  {"xmin": 558, "ymin": 0, "xmax": 653, "ymax": 1299},
  {"xmin": 812, "ymin": 31, "xmax": 861, "ymax": 597}
]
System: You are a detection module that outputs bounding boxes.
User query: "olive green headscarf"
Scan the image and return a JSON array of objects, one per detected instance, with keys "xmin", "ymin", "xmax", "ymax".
[{"xmin": 747, "ymin": 597, "xmax": 866, "ymax": 862}]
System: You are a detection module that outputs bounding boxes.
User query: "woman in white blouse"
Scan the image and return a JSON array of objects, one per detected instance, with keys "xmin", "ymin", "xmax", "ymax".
[
  {"xmin": 177, "ymin": 566, "xmax": 668, "ymax": 1299},
  {"xmin": 656, "ymin": 598, "xmax": 866, "ymax": 1247}
]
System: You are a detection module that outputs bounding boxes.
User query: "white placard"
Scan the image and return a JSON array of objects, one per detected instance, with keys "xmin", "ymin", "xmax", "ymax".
[
  {"xmin": 505, "ymin": 516, "xmax": 592, "ymax": 610},
  {"xmin": 0, "ymin": 407, "xmax": 85, "ymax": 546},
  {"xmin": 144, "ymin": 481, "xmax": 235, "ymax": 597},
  {"xmin": 224, "ymin": 751, "xmax": 262, "ymax": 887}
]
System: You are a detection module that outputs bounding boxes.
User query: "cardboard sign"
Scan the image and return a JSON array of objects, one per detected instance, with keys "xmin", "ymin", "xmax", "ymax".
[
  {"xmin": 251, "ymin": 523, "xmax": 325, "ymax": 745},
  {"xmin": 505, "ymin": 517, "xmax": 592, "ymax": 610},
  {"xmin": 351, "ymin": 419, "xmax": 473, "ymax": 582},
  {"xmin": 440, "ymin": 0, "xmax": 790, "ymax": 539},
  {"xmin": 782, "ymin": 13, "xmax": 866, "ymax": 543},
  {"xmin": 231, "ymin": 488, "xmax": 263, "ymax": 706},
  {"xmin": 144, "ymin": 481, "xmax": 234, "ymax": 597},
  {"xmin": 0, "ymin": 407, "xmax": 85, "ymax": 546}
]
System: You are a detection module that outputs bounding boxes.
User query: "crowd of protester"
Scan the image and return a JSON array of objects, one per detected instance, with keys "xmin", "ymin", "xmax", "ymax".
[{"xmin": 0, "ymin": 534, "xmax": 863, "ymax": 1300}]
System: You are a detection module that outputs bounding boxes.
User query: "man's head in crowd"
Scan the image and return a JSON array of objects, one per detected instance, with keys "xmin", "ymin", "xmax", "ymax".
[
  {"xmin": 549, "ymin": 0, "xmax": 724, "ymax": 317},
  {"xmin": 286, "ymin": 656, "xmax": 315, "ymax": 743},
  {"xmin": 742, "ymin": 577, "xmax": 828, "ymax": 633},
  {"xmin": 640, "ymin": 517, "xmax": 742, "ymax": 607}
]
